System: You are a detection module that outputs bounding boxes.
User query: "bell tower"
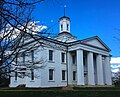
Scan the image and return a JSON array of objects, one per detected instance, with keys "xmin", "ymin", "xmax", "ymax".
[
  {"xmin": 59, "ymin": 16, "xmax": 70, "ymax": 33},
  {"xmin": 59, "ymin": 5, "xmax": 70, "ymax": 33},
  {"xmin": 54, "ymin": 5, "xmax": 76, "ymax": 42}
]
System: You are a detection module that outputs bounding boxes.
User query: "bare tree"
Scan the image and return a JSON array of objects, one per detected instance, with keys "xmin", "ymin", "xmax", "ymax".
[
  {"xmin": 113, "ymin": 67, "xmax": 120, "ymax": 86},
  {"xmin": 0, "ymin": 0, "xmax": 51, "ymax": 86}
]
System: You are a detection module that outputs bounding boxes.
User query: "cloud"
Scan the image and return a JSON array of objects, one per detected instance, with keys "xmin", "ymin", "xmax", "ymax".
[
  {"xmin": 110, "ymin": 57, "xmax": 120, "ymax": 64},
  {"xmin": 111, "ymin": 64, "xmax": 120, "ymax": 69},
  {"xmin": 0, "ymin": 21, "xmax": 47, "ymax": 40},
  {"xmin": 110, "ymin": 57, "xmax": 120, "ymax": 73},
  {"xmin": 112, "ymin": 69, "xmax": 119, "ymax": 73},
  {"xmin": 27, "ymin": 21, "xmax": 47, "ymax": 34}
]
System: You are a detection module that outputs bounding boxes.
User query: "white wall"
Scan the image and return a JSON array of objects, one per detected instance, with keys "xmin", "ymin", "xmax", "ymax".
[{"xmin": 10, "ymin": 46, "xmax": 68, "ymax": 87}]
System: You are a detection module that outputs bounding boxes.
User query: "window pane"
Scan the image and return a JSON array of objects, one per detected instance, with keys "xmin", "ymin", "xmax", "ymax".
[
  {"xmin": 73, "ymin": 71, "xmax": 76, "ymax": 81},
  {"xmin": 72, "ymin": 55, "xmax": 76, "ymax": 64},
  {"xmin": 61, "ymin": 24, "xmax": 63, "ymax": 31},
  {"xmin": 49, "ymin": 50, "xmax": 53, "ymax": 61},
  {"xmin": 21, "ymin": 72, "xmax": 25, "ymax": 78},
  {"xmin": 67, "ymin": 24, "xmax": 69, "ymax": 30},
  {"xmin": 31, "ymin": 50, "xmax": 34, "ymax": 62},
  {"xmin": 22, "ymin": 53, "xmax": 25, "ymax": 63},
  {"xmin": 49, "ymin": 69, "xmax": 54, "ymax": 80},
  {"xmin": 16, "ymin": 54, "xmax": 18, "ymax": 64},
  {"xmin": 15, "ymin": 72, "xmax": 17, "ymax": 80},
  {"xmin": 61, "ymin": 53, "xmax": 65, "ymax": 63},
  {"xmin": 31, "ymin": 69, "xmax": 34, "ymax": 80},
  {"xmin": 62, "ymin": 70, "xmax": 66, "ymax": 80}
]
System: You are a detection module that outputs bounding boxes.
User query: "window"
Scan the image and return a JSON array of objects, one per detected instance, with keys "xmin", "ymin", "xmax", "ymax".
[
  {"xmin": 61, "ymin": 24, "xmax": 63, "ymax": 31},
  {"xmin": 83, "ymin": 56, "xmax": 86, "ymax": 66},
  {"xmin": 15, "ymin": 72, "xmax": 17, "ymax": 80},
  {"xmin": 31, "ymin": 50, "xmax": 34, "ymax": 62},
  {"xmin": 49, "ymin": 50, "xmax": 53, "ymax": 61},
  {"xmin": 49, "ymin": 69, "xmax": 54, "ymax": 81},
  {"xmin": 22, "ymin": 52, "xmax": 25, "ymax": 63},
  {"xmin": 20, "ymin": 68, "xmax": 26, "ymax": 71},
  {"xmin": 21, "ymin": 72, "xmax": 25, "ymax": 78},
  {"xmin": 31, "ymin": 69, "xmax": 34, "ymax": 80},
  {"xmin": 72, "ymin": 55, "xmax": 76, "ymax": 64},
  {"xmin": 62, "ymin": 70, "xmax": 66, "ymax": 81},
  {"xmin": 16, "ymin": 54, "xmax": 18, "ymax": 64},
  {"xmin": 61, "ymin": 52, "xmax": 65, "ymax": 63},
  {"xmin": 17, "ymin": 68, "xmax": 26, "ymax": 79},
  {"xmin": 67, "ymin": 24, "xmax": 69, "ymax": 30},
  {"xmin": 73, "ymin": 71, "xmax": 76, "ymax": 81}
]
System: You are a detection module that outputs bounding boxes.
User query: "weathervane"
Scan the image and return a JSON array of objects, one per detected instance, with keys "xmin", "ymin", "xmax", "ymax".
[{"xmin": 64, "ymin": 5, "xmax": 67, "ymax": 16}]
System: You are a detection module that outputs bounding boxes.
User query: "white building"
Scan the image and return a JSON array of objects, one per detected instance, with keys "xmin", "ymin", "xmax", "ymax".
[{"xmin": 9, "ymin": 15, "xmax": 112, "ymax": 87}]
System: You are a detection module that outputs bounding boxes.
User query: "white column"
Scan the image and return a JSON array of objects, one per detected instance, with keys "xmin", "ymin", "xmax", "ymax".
[
  {"xmin": 77, "ymin": 49, "xmax": 84, "ymax": 85},
  {"xmin": 96, "ymin": 54, "xmax": 104, "ymax": 85},
  {"xmin": 68, "ymin": 52, "xmax": 72, "ymax": 84},
  {"xmin": 104, "ymin": 56, "xmax": 112, "ymax": 85},
  {"xmin": 87, "ymin": 52, "xmax": 95, "ymax": 85}
]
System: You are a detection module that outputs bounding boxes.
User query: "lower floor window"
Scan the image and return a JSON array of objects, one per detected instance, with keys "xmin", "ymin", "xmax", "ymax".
[
  {"xmin": 62, "ymin": 70, "xmax": 66, "ymax": 81},
  {"xmin": 73, "ymin": 71, "xmax": 76, "ymax": 81},
  {"xmin": 15, "ymin": 72, "xmax": 17, "ymax": 80},
  {"xmin": 20, "ymin": 72, "xmax": 25, "ymax": 78},
  {"xmin": 49, "ymin": 69, "xmax": 54, "ymax": 81},
  {"xmin": 31, "ymin": 69, "xmax": 34, "ymax": 80}
]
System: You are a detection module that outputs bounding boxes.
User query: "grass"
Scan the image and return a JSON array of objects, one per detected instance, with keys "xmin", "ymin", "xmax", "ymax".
[
  {"xmin": 0, "ymin": 87, "xmax": 120, "ymax": 97},
  {"xmin": 0, "ymin": 91, "xmax": 120, "ymax": 97}
]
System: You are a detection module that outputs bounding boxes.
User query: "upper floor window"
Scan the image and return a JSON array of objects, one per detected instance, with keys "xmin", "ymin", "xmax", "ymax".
[
  {"xmin": 49, "ymin": 69, "xmax": 54, "ymax": 81},
  {"xmin": 22, "ymin": 52, "xmax": 25, "ymax": 63},
  {"xmin": 61, "ymin": 52, "xmax": 65, "ymax": 63},
  {"xmin": 16, "ymin": 54, "xmax": 18, "ymax": 64},
  {"xmin": 72, "ymin": 54, "xmax": 76, "ymax": 64},
  {"xmin": 49, "ymin": 50, "xmax": 53, "ymax": 61},
  {"xmin": 31, "ymin": 50, "xmax": 34, "ymax": 63}
]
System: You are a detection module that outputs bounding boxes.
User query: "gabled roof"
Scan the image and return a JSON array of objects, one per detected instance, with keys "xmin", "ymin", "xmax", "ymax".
[
  {"xmin": 22, "ymin": 34, "xmax": 111, "ymax": 52},
  {"xmin": 80, "ymin": 36, "xmax": 111, "ymax": 52}
]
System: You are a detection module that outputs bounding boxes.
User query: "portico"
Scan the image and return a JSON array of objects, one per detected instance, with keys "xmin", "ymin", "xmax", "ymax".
[{"xmin": 68, "ymin": 47, "xmax": 112, "ymax": 86}]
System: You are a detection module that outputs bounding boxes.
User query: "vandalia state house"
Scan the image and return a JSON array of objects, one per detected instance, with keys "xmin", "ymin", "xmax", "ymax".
[{"xmin": 10, "ymin": 15, "xmax": 112, "ymax": 87}]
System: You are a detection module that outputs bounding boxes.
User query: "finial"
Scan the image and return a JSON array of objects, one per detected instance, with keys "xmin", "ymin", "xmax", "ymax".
[{"xmin": 64, "ymin": 5, "xmax": 67, "ymax": 16}]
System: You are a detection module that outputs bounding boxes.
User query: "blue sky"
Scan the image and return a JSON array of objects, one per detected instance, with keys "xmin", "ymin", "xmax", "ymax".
[{"xmin": 32, "ymin": 0, "xmax": 120, "ymax": 57}]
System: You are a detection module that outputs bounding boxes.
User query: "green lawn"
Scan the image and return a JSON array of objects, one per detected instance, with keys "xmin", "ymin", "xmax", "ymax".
[{"xmin": 0, "ymin": 87, "xmax": 120, "ymax": 97}]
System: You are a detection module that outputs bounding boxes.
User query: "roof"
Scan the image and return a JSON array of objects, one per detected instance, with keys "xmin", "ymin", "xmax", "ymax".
[
  {"xmin": 58, "ymin": 16, "xmax": 70, "ymax": 22},
  {"xmin": 67, "ymin": 36, "xmax": 111, "ymax": 52},
  {"xmin": 22, "ymin": 34, "xmax": 111, "ymax": 52},
  {"xmin": 80, "ymin": 36, "xmax": 111, "ymax": 51}
]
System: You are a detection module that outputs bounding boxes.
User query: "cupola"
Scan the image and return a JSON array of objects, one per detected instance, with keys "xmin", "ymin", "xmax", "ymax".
[
  {"xmin": 58, "ymin": 5, "xmax": 70, "ymax": 33},
  {"xmin": 59, "ymin": 16, "xmax": 70, "ymax": 33}
]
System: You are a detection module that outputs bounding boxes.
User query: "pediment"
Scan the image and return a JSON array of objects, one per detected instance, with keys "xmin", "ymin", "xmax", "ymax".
[{"xmin": 81, "ymin": 36, "xmax": 111, "ymax": 51}]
